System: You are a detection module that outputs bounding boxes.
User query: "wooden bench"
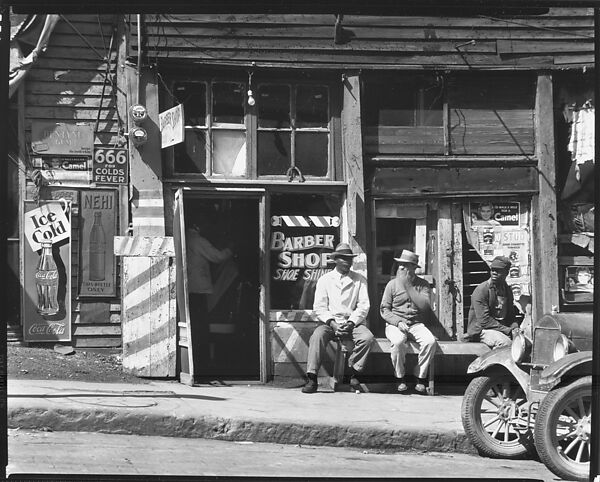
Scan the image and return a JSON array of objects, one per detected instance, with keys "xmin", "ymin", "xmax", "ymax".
[{"xmin": 329, "ymin": 338, "xmax": 490, "ymax": 395}]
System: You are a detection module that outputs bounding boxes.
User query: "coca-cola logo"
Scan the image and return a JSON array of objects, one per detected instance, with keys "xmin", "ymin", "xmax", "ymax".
[
  {"xmin": 28, "ymin": 323, "xmax": 66, "ymax": 335},
  {"xmin": 35, "ymin": 270, "xmax": 58, "ymax": 280}
]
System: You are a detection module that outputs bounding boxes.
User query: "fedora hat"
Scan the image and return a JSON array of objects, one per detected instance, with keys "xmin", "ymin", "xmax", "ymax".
[
  {"xmin": 331, "ymin": 243, "xmax": 357, "ymax": 258},
  {"xmin": 394, "ymin": 249, "xmax": 420, "ymax": 267}
]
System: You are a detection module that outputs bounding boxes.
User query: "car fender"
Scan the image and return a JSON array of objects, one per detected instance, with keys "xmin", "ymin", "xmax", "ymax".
[
  {"xmin": 539, "ymin": 351, "xmax": 592, "ymax": 388},
  {"xmin": 467, "ymin": 346, "xmax": 530, "ymax": 393}
]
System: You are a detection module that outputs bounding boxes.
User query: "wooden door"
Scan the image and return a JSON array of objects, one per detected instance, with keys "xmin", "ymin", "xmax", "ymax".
[{"xmin": 173, "ymin": 189, "xmax": 195, "ymax": 385}]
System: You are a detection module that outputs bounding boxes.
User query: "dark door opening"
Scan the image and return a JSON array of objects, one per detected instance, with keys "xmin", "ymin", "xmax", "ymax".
[{"xmin": 185, "ymin": 197, "xmax": 260, "ymax": 380}]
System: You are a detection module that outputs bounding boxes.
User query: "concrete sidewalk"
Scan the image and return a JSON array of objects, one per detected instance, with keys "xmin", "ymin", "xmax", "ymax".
[{"xmin": 8, "ymin": 378, "xmax": 476, "ymax": 455}]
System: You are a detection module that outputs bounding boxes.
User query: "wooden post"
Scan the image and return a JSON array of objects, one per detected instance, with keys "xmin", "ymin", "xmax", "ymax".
[
  {"xmin": 452, "ymin": 203, "xmax": 464, "ymax": 338},
  {"xmin": 341, "ymin": 73, "xmax": 367, "ymax": 271},
  {"xmin": 124, "ymin": 63, "xmax": 165, "ymax": 237},
  {"xmin": 533, "ymin": 73, "xmax": 559, "ymax": 319},
  {"xmin": 436, "ymin": 202, "xmax": 453, "ymax": 339}
]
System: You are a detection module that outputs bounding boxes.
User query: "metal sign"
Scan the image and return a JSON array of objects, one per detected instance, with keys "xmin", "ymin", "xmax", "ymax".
[
  {"xmin": 23, "ymin": 200, "xmax": 72, "ymax": 343},
  {"xmin": 31, "ymin": 122, "xmax": 93, "ymax": 156},
  {"xmin": 79, "ymin": 190, "xmax": 117, "ymax": 297},
  {"xmin": 93, "ymin": 147, "xmax": 129, "ymax": 184}
]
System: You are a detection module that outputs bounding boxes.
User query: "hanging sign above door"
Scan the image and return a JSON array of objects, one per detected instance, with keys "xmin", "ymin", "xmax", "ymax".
[{"xmin": 159, "ymin": 104, "xmax": 184, "ymax": 148}]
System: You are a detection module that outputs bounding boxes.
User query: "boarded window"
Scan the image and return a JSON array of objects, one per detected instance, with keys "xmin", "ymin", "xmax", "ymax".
[
  {"xmin": 363, "ymin": 74, "xmax": 444, "ymax": 155},
  {"xmin": 448, "ymin": 73, "xmax": 536, "ymax": 155}
]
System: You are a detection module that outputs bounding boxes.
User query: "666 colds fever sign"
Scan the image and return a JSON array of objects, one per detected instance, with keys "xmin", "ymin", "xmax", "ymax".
[{"xmin": 93, "ymin": 147, "xmax": 128, "ymax": 184}]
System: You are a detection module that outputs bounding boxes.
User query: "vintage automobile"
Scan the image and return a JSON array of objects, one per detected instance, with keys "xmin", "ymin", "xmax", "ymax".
[{"xmin": 461, "ymin": 312, "xmax": 593, "ymax": 481}]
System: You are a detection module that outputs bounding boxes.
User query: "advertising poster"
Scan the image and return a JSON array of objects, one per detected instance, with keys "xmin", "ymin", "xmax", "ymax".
[
  {"xmin": 464, "ymin": 201, "xmax": 531, "ymax": 297},
  {"xmin": 79, "ymin": 190, "xmax": 117, "ymax": 297},
  {"xmin": 23, "ymin": 200, "xmax": 72, "ymax": 342},
  {"xmin": 93, "ymin": 147, "xmax": 128, "ymax": 184},
  {"xmin": 270, "ymin": 215, "xmax": 340, "ymax": 310},
  {"xmin": 31, "ymin": 121, "xmax": 93, "ymax": 156}
]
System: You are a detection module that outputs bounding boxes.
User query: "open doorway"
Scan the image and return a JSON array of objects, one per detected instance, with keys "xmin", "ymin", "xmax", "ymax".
[{"xmin": 184, "ymin": 197, "xmax": 260, "ymax": 381}]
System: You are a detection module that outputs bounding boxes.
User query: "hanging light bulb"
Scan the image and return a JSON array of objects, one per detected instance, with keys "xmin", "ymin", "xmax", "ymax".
[{"xmin": 247, "ymin": 69, "xmax": 255, "ymax": 107}]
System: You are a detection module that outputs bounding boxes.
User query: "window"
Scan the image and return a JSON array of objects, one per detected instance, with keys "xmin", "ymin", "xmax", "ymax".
[
  {"xmin": 363, "ymin": 72, "xmax": 536, "ymax": 156},
  {"xmin": 167, "ymin": 76, "xmax": 334, "ymax": 181},
  {"xmin": 174, "ymin": 81, "xmax": 247, "ymax": 176},
  {"xmin": 258, "ymin": 83, "xmax": 330, "ymax": 177}
]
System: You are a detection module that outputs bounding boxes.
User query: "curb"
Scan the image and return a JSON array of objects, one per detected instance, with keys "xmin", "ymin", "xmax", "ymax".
[{"xmin": 8, "ymin": 407, "xmax": 477, "ymax": 455}]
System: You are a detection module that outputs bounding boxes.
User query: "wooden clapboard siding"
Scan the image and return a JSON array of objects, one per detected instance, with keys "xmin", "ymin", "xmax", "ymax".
[
  {"xmin": 23, "ymin": 15, "xmax": 123, "ymax": 352},
  {"xmin": 134, "ymin": 9, "xmax": 593, "ymax": 69},
  {"xmin": 121, "ymin": 256, "xmax": 177, "ymax": 378}
]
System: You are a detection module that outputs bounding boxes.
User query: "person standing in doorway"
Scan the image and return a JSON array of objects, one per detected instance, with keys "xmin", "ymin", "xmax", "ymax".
[
  {"xmin": 186, "ymin": 218, "xmax": 234, "ymax": 364},
  {"xmin": 464, "ymin": 256, "xmax": 518, "ymax": 349},
  {"xmin": 380, "ymin": 250, "xmax": 437, "ymax": 394},
  {"xmin": 302, "ymin": 243, "xmax": 374, "ymax": 394}
]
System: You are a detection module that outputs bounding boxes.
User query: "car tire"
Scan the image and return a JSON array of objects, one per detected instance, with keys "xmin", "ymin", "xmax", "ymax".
[
  {"xmin": 534, "ymin": 376, "xmax": 591, "ymax": 482},
  {"xmin": 461, "ymin": 374, "xmax": 533, "ymax": 458}
]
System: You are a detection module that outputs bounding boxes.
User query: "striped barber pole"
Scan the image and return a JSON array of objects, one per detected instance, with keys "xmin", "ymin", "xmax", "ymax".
[
  {"xmin": 131, "ymin": 189, "xmax": 166, "ymax": 236},
  {"xmin": 117, "ymin": 236, "xmax": 176, "ymax": 377},
  {"xmin": 271, "ymin": 215, "xmax": 340, "ymax": 228}
]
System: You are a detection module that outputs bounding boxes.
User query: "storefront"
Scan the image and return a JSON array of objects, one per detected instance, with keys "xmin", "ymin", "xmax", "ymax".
[{"xmin": 11, "ymin": 11, "xmax": 594, "ymax": 385}]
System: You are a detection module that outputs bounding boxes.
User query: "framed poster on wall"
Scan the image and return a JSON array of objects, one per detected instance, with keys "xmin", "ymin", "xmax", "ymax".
[
  {"xmin": 79, "ymin": 189, "xmax": 117, "ymax": 297},
  {"xmin": 23, "ymin": 200, "xmax": 72, "ymax": 342}
]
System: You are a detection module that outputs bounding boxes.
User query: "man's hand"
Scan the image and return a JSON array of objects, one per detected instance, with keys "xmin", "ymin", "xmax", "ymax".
[
  {"xmin": 397, "ymin": 321, "xmax": 409, "ymax": 333},
  {"xmin": 396, "ymin": 269, "xmax": 410, "ymax": 288},
  {"xmin": 335, "ymin": 321, "xmax": 355, "ymax": 337}
]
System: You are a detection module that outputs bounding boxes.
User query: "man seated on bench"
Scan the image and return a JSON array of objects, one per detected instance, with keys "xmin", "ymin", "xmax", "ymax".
[
  {"xmin": 302, "ymin": 243, "xmax": 374, "ymax": 394},
  {"xmin": 380, "ymin": 250, "xmax": 437, "ymax": 394},
  {"xmin": 464, "ymin": 255, "xmax": 519, "ymax": 349}
]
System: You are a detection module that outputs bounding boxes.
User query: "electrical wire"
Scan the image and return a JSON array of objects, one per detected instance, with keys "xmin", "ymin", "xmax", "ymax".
[{"xmin": 478, "ymin": 14, "xmax": 593, "ymax": 40}]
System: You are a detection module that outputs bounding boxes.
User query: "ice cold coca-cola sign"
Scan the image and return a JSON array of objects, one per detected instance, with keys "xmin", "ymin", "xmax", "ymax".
[{"xmin": 24, "ymin": 202, "xmax": 71, "ymax": 251}]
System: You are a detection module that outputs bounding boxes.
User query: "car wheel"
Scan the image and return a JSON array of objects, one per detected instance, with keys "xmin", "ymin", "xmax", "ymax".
[
  {"xmin": 461, "ymin": 374, "xmax": 533, "ymax": 458},
  {"xmin": 534, "ymin": 376, "xmax": 591, "ymax": 482}
]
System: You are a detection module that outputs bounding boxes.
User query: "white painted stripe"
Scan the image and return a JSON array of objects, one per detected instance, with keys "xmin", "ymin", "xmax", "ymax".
[
  {"xmin": 275, "ymin": 329, "xmax": 302, "ymax": 363},
  {"xmin": 133, "ymin": 218, "xmax": 164, "ymax": 226},
  {"xmin": 137, "ymin": 199, "xmax": 164, "ymax": 207},
  {"xmin": 122, "ymin": 337, "xmax": 174, "ymax": 372},
  {"xmin": 122, "ymin": 300, "xmax": 173, "ymax": 337}
]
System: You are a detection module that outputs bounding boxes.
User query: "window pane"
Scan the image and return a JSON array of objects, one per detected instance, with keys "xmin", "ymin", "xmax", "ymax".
[
  {"xmin": 258, "ymin": 84, "xmax": 290, "ymax": 128},
  {"xmin": 175, "ymin": 82, "xmax": 206, "ymax": 126},
  {"xmin": 174, "ymin": 129, "xmax": 207, "ymax": 173},
  {"xmin": 295, "ymin": 132, "xmax": 328, "ymax": 177},
  {"xmin": 213, "ymin": 130, "xmax": 247, "ymax": 176},
  {"xmin": 213, "ymin": 82, "xmax": 245, "ymax": 124},
  {"xmin": 296, "ymin": 85, "xmax": 328, "ymax": 128},
  {"xmin": 257, "ymin": 131, "xmax": 291, "ymax": 175}
]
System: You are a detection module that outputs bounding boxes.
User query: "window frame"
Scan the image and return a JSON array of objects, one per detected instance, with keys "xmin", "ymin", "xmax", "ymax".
[{"xmin": 162, "ymin": 73, "xmax": 338, "ymax": 182}]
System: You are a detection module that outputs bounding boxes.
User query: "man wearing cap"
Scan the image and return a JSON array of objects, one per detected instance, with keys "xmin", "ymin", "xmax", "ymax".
[
  {"xmin": 465, "ymin": 255, "xmax": 519, "ymax": 349},
  {"xmin": 380, "ymin": 249, "xmax": 437, "ymax": 394},
  {"xmin": 302, "ymin": 243, "xmax": 374, "ymax": 394}
]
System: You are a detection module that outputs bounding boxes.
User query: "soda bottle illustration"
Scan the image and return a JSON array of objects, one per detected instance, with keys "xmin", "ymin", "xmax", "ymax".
[
  {"xmin": 36, "ymin": 241, "xmax": 59, "ymax": 316},
  {"xmin": 89, "ymin": 211, "xmax": 106, "ymax": 281}
]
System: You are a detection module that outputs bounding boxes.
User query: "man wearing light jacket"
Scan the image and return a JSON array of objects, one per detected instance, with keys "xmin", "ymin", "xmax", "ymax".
[{"xmin": 302, "ymin": 243, "xmax": 374, "ymax": 394}]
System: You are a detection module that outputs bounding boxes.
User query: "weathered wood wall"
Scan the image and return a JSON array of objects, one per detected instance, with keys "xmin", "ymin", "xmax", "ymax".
[
  {"xmin": 23, "ymin": 15, "xmax": 123, "ymax": 349},
  {"xmin": 132, "ymin": 9, "xmax": 594, "ymax": 70}
]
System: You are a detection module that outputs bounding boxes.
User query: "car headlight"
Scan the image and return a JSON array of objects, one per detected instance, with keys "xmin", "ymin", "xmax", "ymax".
[
  {"xmin": 553, "ymin": 334, "xmax": 570, "ymax": 361},
  {"xmin": 511, "ymin": 332, "xmax": 531, "ymax": 363}
]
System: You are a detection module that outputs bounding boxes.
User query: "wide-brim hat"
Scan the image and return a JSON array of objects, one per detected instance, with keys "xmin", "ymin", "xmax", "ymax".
[
  {"xmin": 331, "ymin": 242, "xmax": 358, "ymax": 258},
  {"xmin": 394, "ymin": 249, "xmax": 420, "ymax": 267}
]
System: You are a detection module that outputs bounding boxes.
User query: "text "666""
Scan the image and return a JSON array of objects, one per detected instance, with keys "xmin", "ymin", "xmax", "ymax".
[{"xmin": 94, "ymin": 148, "xmax": 127, "ymax": 165}]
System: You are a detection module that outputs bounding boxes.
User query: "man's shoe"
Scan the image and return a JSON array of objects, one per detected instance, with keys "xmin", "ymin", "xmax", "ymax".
[
  {"xmin": 397, "ymin": 382, "xmax": 408, "ymax": 393},
  {"xmin": 350, "ymin": 376, "xmax": 363, "ymax": 393},
  {"xmin": 301, "ymin": 378, "xmax": 318, "ymax": 394},
  {"xmin": 414, "ymin": 379, "xmax": 428, "ymax": 394}
]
